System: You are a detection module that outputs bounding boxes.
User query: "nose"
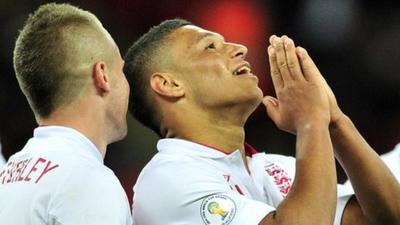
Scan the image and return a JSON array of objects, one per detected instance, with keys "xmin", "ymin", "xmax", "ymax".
[{"xmin": 228, "ymin": 43, "xmax": 248, "ymax": 59}]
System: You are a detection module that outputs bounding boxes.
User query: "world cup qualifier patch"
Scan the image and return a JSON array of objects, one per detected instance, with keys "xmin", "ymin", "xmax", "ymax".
[{"xmin": 200, "ymin": 194, "xmax": 236, "ymax": 225}]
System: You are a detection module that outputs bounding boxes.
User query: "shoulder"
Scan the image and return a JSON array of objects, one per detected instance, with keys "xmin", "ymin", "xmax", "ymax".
[
  {"xmin": 48, "ymin": 164, "xmax": 131, "ymax": 223},
  {"xmin": 136, "ymin": 152, "xmax": 225, "ymax": 191},
  {"xmin": 58, "ymin": 163, "xmax": 123, "ymax": 195},
  {"xmin": 133, "ymin": 151, "xmax": 234, "ymax": 210},
  {"xmin": 262, "ymin": 153, "xmax": 296, "ymax": 163},
  {"xmin": 132, "ymin": 152, "xmax": 275, "ymax": 225}
]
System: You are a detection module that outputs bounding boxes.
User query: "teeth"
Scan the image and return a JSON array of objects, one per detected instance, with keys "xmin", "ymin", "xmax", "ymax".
[
  {"xmin": 239, "ymin": 67, "xmax": 249, "ymax": 73},
  {"xmin": 233, "ymin": 66, "xmax": 251, "ymax": 75}
]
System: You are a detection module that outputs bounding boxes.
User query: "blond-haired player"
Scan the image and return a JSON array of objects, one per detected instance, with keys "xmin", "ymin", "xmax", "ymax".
[{"xmin": 0, "ymin": 3, "xmax": 131, "ymax": 225}]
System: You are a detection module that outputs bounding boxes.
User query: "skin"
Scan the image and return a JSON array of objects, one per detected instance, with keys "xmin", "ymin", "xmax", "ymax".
[
  {"xmin": 268, "ymin": 35, "xmax": 400, "ymax": 225},
  {"xmin": 330, "ymin": 115, "xmax": 400, "ymax": 225},
  {"xmin": 150, "ymin": 25, "xmax": 336, "ymax": 225},
  {"xmin": 39, "ymin": 24, "xmax": 129, "ymax": 157},
  {"xmin": 151, "ymin": 25, "xmax": 264, "ymax": 167},
  {"xmin": 261, "ymin": 36, "xmax": 337, "ymax": 225}
]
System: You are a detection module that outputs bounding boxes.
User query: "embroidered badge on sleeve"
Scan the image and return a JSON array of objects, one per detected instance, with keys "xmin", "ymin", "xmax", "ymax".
[{"xmin": 200, "ymin": 194, "xmax": 236, "ymax": 225}]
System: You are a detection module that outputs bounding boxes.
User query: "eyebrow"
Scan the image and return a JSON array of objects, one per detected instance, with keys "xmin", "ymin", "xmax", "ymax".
[{"xmin": 196, "ymin": 32, "xmax": 225, "ymax": 43}]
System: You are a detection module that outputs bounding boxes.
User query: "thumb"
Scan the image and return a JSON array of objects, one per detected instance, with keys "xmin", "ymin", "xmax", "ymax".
[{"xmin": 262, "ymin": 96, "xmax": 280, "ymax": 123}]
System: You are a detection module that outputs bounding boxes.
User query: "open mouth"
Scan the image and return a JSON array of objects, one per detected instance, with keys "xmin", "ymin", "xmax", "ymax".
[{"xmin": 232, "ymin": 63, "xmax": 252, "ymax": 76}]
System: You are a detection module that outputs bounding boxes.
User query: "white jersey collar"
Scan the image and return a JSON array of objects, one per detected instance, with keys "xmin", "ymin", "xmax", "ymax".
[
  {"xmin": 157, "ymin": 138, "xmax": 258, "ymax": 159},
  {"xmin": 34, "ymin": 126, "xmax": 103, "ymax": 163}
]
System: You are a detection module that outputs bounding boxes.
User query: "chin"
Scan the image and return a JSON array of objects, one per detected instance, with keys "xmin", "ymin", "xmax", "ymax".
[
  {"xmin": 232, "ymin": 90, "xmax": 263, "ymax": 119},
  {"xmin": 250, "ymin": 86, "xmax": 264, "ymax": 102},
  {"xmin": 244, "ymin": 87, "xmax": 264, "ymax": 112},
  {"xmin": 249, "ymin": 93, "xmax": 263, "ymax": 110},
  {"xmin": 235, "ymin": 85, "xmax": 263, "ymax": 102}
]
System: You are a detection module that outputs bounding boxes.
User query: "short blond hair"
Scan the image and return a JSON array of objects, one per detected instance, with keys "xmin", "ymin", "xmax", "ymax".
[{"xmin": 13, "ymin": 3, "xmax": 112, "ymax": 120}]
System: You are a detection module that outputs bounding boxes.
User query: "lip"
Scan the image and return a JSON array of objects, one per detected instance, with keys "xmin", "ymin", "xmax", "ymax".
[{"xmin": 232, "ymin": 61, "xmax": 252, "ymax": 76}]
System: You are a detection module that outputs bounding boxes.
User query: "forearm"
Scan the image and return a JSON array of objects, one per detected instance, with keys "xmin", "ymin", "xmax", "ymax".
[
  {"xmin": 265, "ymin": 123, "xmax": 337, "ymax": 225},
  {"xmin": 263, "ymin": 35, "xmax": 338, "ymax": 225},
  {"xmin": 330, "ymin": 115, "xmax": 400, "ymax": 224}
]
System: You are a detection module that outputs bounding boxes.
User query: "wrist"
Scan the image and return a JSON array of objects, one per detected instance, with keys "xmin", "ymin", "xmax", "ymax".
[
  {"xmin": 297, "ymin": 119, "xmax": 330, "ymax": 134},
  {"xmin": 329, "ymin": 111, "xmax": 348, "ymax": 131}
]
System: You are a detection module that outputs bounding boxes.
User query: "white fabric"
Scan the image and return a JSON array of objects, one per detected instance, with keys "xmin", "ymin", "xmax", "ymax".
[
  {"xmin": 132, "ymin": 138, "xmax": 350, "ymax": 225},
  {"xmin": 335, "ymin": 194, "xmax": 353, "ymax": 225},
  {"xmin": 380, "ymin": 144, "xmax": 400, "ymax": 181},
  {"xmin": 0, "ymin": 126, "xmax": 132, "ymax": 225},
  {"xmin": 0, "ymin": 143, "xmax": 5, "ymax": 169}
]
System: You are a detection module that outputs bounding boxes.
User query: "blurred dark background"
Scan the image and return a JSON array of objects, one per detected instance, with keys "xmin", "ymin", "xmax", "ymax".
[{"xmin": 1, "ymin": 0, "xmax": 399, "ymax": 205}]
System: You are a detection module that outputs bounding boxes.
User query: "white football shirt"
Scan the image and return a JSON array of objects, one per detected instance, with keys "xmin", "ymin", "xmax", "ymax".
[
  {"xmin": 132, "ymin": 138, "xmax": 351, "ymax": 225},
  {"xmin": 0, "ymin": 143, "xmax": 5, "ymax": 168},
  {"xmin": 0, "ymin": 126, "xmax": 132, "ymax": 225}
]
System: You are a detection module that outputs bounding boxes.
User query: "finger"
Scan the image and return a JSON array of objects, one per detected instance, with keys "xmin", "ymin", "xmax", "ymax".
[
  {"xmin": 282, "ymin": 36, "xmax": 304, "ymax": 81},
  {"xmin": 262, "ymin": 96, "xmax": 280, "ymax": 123},
  {"xmin": 269, "ymin": 35, "xmax": 278, "ymax": 45},
  {"xmin": 273, "ymin": 36, "xmax": 292, "ymax": 83},
  {"xmin": 268, "ymin": 45, "xmax": 284, "ymax": 91},
  {"xmin": 296, "ymin": 47, "xmax": 321, "ymax": 82}
]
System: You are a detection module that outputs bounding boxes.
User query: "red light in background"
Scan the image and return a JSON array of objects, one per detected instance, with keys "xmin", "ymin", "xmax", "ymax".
[
  {"xmin": 191, "ymin": 0, "xmax": 273, "ymax": 102},
  {"xmin": 195, "ymin": 0, "xmax": 266, "ymax": 44}
]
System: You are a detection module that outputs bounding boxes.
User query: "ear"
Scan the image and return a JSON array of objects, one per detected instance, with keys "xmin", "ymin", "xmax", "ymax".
[
  {"xmin": 150, "ymin": 72, "xmax": 185, "ymax": 98},
  {"xmin": 93, "ymin": 61, "xmax": 111, "ymax": 95}
]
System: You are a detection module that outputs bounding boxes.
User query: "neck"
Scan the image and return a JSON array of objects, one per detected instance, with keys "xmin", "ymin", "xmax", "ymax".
[
  {"xmin": 166, "ymin": 108, "xmax": 252, "ymax": 173},
  {"xmin": 165, "ymin": 105, "xmax": 253, "ymax": 153},
  {"xmin": 39, "ymin": 100, "xmax": 108, "ymax": 158},
  {"xmin": 178, "ymin": 120, "xmax": 246, "ymax": 153},
  {"xmin": 162, "ymin": 101, "xmax": 259, "ymax": 174}
]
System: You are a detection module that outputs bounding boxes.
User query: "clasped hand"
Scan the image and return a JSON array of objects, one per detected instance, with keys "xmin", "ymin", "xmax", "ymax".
[{"xmin": 263, "ymin": 35, "xmax": 337, "ymax": 134}]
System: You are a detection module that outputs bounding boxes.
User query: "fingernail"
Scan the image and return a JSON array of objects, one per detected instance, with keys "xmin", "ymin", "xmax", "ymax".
[
  {"xmin": 269, "ymin": 35, "xmax": 276, "ymax": 44},
  {"xmin": 297, "ymin": 47, "xmax": 304, "ymax": 59},
  {"xmin": 264, "ymin": 97, "xmax": 277, "ymax": 106},
  {"xmin": 284, "ymin": 39, "xmax": 290, "ymax": 49}
]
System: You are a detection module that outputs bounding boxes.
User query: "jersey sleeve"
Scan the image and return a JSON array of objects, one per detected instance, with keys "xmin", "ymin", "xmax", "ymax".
[
  {"xmin": 132, "ymin": 158, "xmax": 274, "ymax": 225},
  {"xmin": 48, "ymin": 167, "xmax": 132, "ymax": 225}
]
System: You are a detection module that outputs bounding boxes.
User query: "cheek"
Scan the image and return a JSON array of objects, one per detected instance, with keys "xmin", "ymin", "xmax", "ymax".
[
  {"xmin": 193, "ymin": 66, "xmax": 230, "ymax": 89},
  {"xmin": 187, "ymin": 71, "xmax": 226, "ymax": 94},
  {"xmin": 116, "ymin": 70, "xmax": 128, "ymax": 91},
  {"xmin": 122, "ymin": 77, "xmax": 130, "ymax": 99},
  {"xmin": 187, "ymin": 76, "xmax": 232, "ymax": 106},
  {"xmin": 112, "ymin": 74, "xmax": 129, "ymax": 105},
  {"xmin": 181, "ymin": 54, "xmax": 228, "ymax": 76}
]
